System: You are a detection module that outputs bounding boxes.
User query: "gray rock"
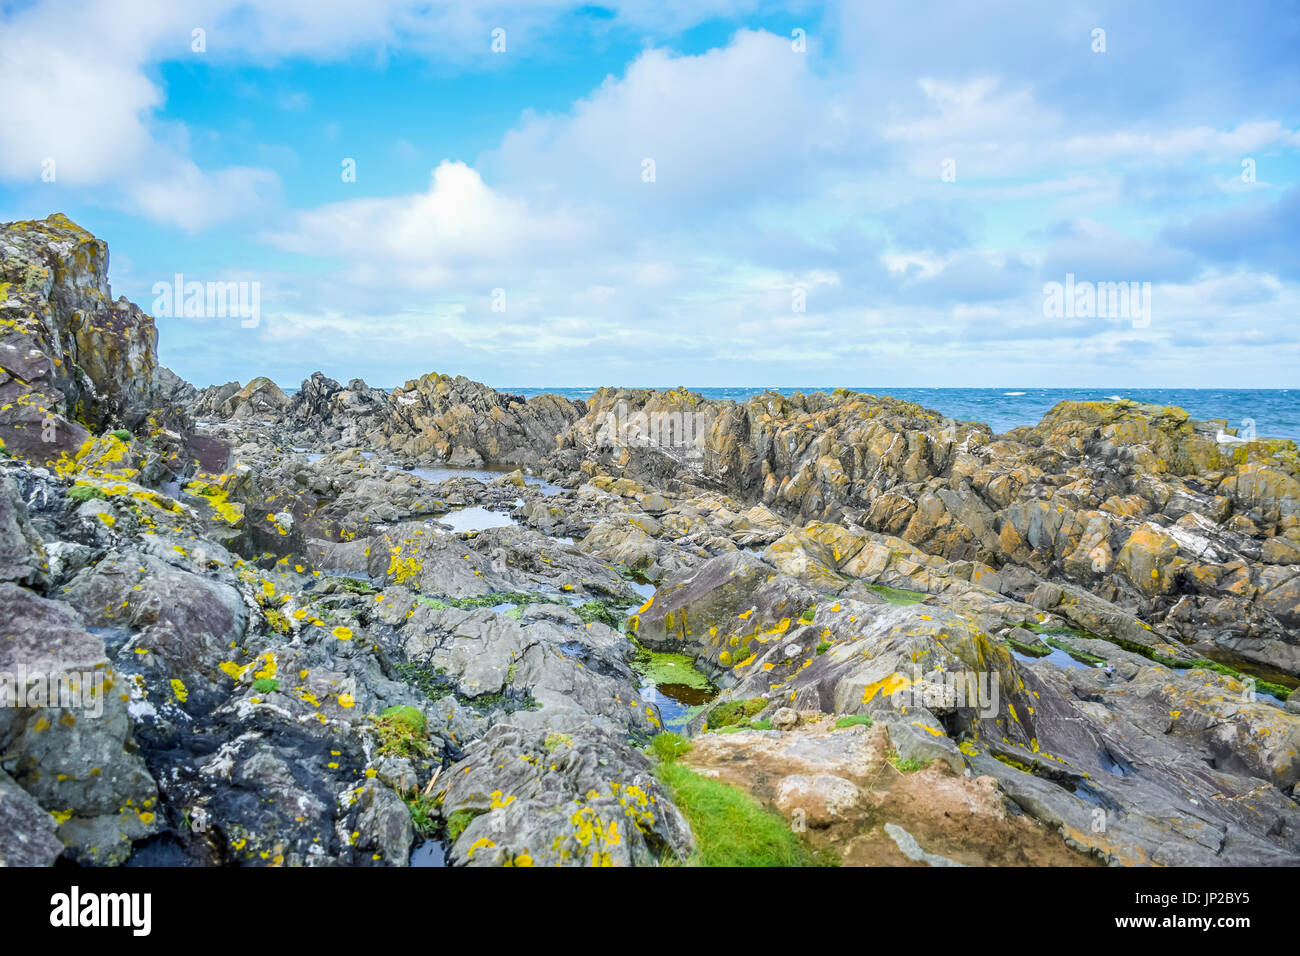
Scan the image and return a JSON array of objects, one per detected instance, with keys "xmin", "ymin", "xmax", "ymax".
[
  {"xmin": 0, "ymin": 768, "xmax": 63, "ymax": 866},
  {"xmin": 885, "ymin": 823, "xmax": 967, "ymax": 867},
  {"xmin": 771, "ymin": 707, "xmax": 799, "ymax": 731},
  {"xmin": 441, "ymin": 723, "xmax": 693, "ymax": 866},
  {"xmin": 0, "ymin": 476, "xmax": 47, "ymax": 587}
]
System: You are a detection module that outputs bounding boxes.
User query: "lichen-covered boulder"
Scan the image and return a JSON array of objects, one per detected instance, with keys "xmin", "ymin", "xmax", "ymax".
[{"xmin": 440, "ymin": 723, "xmax": 693, "ymax": 866}]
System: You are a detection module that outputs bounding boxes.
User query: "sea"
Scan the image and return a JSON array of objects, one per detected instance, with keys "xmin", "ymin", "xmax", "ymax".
[
  {"xmin": 278, "ymin": 384, "xmax": 1300, "ymax": 444},
  {"xmin": 502, "ymin": 387, "xmax": 1300, "ymax": 445}
]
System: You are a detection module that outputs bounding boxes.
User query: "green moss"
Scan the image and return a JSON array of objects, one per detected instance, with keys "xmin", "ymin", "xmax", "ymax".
[
  {"xmin": 648, "ymin": 732, "xmax": 691, "ymax": 763},
  {"xmin": 834, "ymin": 714, "xmax": 873, "ymax": 729},
  {"xmin": 251, "ymin": 677, "xmax": 280, "ymax": 693},
  {"xmin": 815, "ymin": 641, "xmax": 831, "ymax": 655},
  {"xmin": 705, "ymin": 696, "xmax": 767, "ymax": 730},
  {"xmin": 67, "ymin": 484, "xmax": 107, "ymax": 503},
  {"xmin": 381, "ymin": 704, "xmax": 427, "ymax": 735},
  {"xmin": 654, "ymin": 763, "xmax": 836, "ymax": 867},
  {"xmin": 864, "ymin": 583, "xmax": 928, "ymax": 606},
  {"xmin": 575, "ymin": 599, "xmax": 626, "ymax": 629},
  {"xmin": 109, "ymin": 429, "xmax": 132, "ymax": 442},
  {"xmin": 1042, "ymin": 635, "xmax": 1107, "ymax": 665},
  {"xmin": 373, "ymin": 707, "xmax": 431, "ymax": 758},
  {"xmin": 887, "ymin": 750, "xmax": 927, "ymax": 772},
  {"xmin": 339, "ymin": 577, "xmax": 378, "ymax": 595},
  {"xmin": 1006, "ymin": 634, "xmax": 1052, "ymax": 658},
  {"xmin": 391, "ymin": 660, "xmax": 452, "ymax": 703},
  {"xmin": 461, "ymin": 688, "xmax": 540, "ymax": 716},
  {"xmin": 749, "ymin": 718, "xmax": 772, "ymax": 731},
  {"xmin": 799, "ymin": 607, "xmax": 816, "ymax": 623},
  {"xmin": 445, "ymin": 807, "xmax": 487, "ymax": 843}
]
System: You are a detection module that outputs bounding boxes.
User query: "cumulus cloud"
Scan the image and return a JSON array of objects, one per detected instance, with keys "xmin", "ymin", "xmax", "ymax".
[
  {"xmin": 264, "ymin": 160, "xmax": 596, "ymax": 285},
  {"xmin": 484, "ymin": 29, "xmax": 825, "ymax": 218}
]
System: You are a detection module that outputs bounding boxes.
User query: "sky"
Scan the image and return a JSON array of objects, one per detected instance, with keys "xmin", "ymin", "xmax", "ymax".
[{"xmin": 1, "ymin": 0, "xmax": 1298, "ymax": 391}]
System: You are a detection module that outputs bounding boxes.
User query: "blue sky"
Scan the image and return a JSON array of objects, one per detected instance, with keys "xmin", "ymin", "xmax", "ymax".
[{"xmin": 1, "ymin": 0, "xmax": 1297, "ymax": 390}]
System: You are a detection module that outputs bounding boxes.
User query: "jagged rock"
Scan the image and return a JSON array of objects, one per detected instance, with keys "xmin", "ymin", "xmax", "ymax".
[
  {"xmin": 440, "ymin": 722, "xmax": 693, "ymax": 866},
  {"xmin": 382, "ymin": 373, "xmax": 583, "ymax": 467},
  {"xmin": 0, "ymin": 768, "xmax": 63, "ymax": 866},
  {"xmin": 555, "ymin": 390, "xmax": 1300, "ymax": 677},
  {"xmin": 0, "ymin": 475, "xmax": 48, "ymax": 587},
  {"xmin": 0, "ymin": 214, "xmax": 170, "ymax": 449},
  {"xmin": 0, "ymin": 582, "xmax": 162, "ymax": 864}
]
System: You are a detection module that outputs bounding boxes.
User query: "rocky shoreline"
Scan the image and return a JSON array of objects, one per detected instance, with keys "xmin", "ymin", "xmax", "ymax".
[{"xmin": 2, "ymin": 214, "xmax": 1299, "ymax": 867}]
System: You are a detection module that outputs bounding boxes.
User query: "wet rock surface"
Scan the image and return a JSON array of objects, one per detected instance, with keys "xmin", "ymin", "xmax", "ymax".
[{"xmin": 2, "ymin": 215, "xmax": 1299, "ymax": 867}]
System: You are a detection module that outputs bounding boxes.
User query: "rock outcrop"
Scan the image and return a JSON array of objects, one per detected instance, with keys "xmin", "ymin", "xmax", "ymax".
[{"xmin": 551, "ymin": 389, "xmax": 1300, "ymax": 680}]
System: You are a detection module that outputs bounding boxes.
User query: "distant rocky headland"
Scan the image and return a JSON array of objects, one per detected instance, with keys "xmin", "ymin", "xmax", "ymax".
[{"xmin": 2, "ymin": 214, "xmax": 1299, "ymax": 867}]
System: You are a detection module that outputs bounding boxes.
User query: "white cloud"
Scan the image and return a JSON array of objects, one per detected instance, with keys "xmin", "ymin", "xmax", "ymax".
[
  {"xmin": 264, "ymin": 160, "xmax": 595, "ymax": 284},
  {"xmin": 485, "ymin": 29, "xmax": 824, "ymax": 212},
  {"xmin": 131, "ymin": 163, "xmax": 281, "ymax": 234}
]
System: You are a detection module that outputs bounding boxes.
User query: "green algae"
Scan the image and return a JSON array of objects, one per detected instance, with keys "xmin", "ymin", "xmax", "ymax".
[{"xmin": 630, "ymin": 641, "xmax": 715, "ymax": 694}]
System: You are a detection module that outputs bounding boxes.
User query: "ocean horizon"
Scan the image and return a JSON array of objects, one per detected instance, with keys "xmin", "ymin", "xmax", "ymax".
[{"xmin": 276, "ymin": 383, "xmax": 1300, "ymax": 444}]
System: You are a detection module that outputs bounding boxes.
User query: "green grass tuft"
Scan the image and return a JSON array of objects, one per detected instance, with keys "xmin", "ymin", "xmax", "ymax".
[
  {"xmin": 654, "ymin": 763, "xmax": 835, "ymax": 867},
  {"xmin": 648, "ymin": 731, "xmax": 692, "ymax": 763},
  {"xmin": 381, "ymin": 704, "xmax": 426, "ymax": 734},
  {"xmin": 373, "ymin": 706, "xmax": 431, "ymax": 757},
  {"xmin": 834, "ymin": 714, "xmax": 873, "ymax": 729},
  {"xmin": 886, "ymin": 750, "xmax": 927, "ymax": 772}
]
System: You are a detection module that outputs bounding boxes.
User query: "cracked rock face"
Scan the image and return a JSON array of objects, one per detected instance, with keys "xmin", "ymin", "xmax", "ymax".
[{"xmin": 440, "ymin": 723, "xmax": 693, "ymax": 867}]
